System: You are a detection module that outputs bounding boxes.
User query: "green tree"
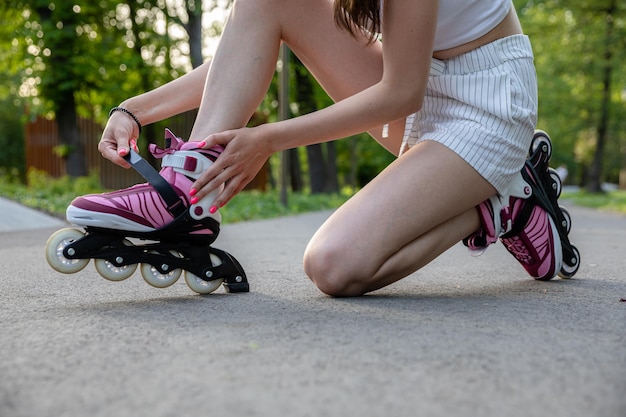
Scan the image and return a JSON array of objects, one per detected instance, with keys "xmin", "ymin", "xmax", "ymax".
[
  {"xmin": 0, "ymin": 0, "xmax": 205, "ymax": 177},
  {"xmin": 515, "ymin": 0, "xmax": 626, "ymax": 190},
  {"xmin": 0, "ymin": 7, "xmax": 27, "ymax": 178}
]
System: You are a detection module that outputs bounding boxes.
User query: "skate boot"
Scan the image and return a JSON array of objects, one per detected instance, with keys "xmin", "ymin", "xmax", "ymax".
[
  {"xmin": 464, "ymin": 130, "xmax": 581, "ymax": 280},
  {"xmin": 45, "ymin": 128, "xmax": 249, "ymax": 294},
  {"xmin": 503, "ymin": 130, "xmax": 580, "ymax": 279}
]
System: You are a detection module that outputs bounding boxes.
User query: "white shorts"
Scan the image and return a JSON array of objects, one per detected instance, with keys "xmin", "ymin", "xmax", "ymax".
[{"xmin": 402, "ymin": 35, "xmax": 538, "ymax": 195}]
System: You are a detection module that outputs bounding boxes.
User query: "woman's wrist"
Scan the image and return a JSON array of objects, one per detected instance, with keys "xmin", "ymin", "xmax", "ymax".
[
  {"xmin": 260, "ymin": 123, "xmax": 285, "ymax": 155},
  {"xmin": 109, "ymin": 107, "xmax": 142, "ymax": 135}
]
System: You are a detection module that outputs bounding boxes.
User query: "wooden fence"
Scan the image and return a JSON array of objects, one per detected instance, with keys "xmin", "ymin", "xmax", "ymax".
[{"xmin": 24, "ymin": 110, "xmax": 267, "ymax": 191}]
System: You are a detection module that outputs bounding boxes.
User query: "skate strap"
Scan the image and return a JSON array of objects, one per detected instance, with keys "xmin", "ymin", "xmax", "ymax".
[
  {"xmin": 161, "ymin": 151, "xmax": 214, "ymax": 180},
  {"xmin": 124, "ymin": 149, "xmax": 187, "ymax": 217}
]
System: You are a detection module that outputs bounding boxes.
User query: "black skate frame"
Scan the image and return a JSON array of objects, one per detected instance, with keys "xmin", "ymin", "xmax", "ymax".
[
  {"xmin": 503, "ymin": 132, "xmax": 580, "ymax": 278},
  {"xmin": 62, "ymin": 149, "xmax": 249, "ymax": 293}
]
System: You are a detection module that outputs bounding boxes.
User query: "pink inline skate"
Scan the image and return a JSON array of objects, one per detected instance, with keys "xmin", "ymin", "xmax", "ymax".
[
  {"xmin": 45, "ymin": 129, "xmax": 248, "ymax": 294},
  {"xmin": 465, "ymin": 130, "xmax": 581, "ymax": 280}
]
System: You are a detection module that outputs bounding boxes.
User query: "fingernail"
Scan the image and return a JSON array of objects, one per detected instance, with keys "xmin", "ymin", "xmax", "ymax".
[
  {"xmin": 189, "ymin": 188, "xmax": 197, "ymax": 197},
  {"xmin": 209, "ymin": 206, "xmax": 218, "ymax": 214},
  {"xmin": 130, "ymin": 140, "xmax": 138, "ymax": 152},
  {"xmin": 190, "ymin": 197, "xmax": 199, "ymax": 205},
  {"xmin": 118, "ymin": 148, "xmax": 128, "ymax": 156},
  {"xmin": 197, "ymin": 140, "xmax": 206, "ymax": 148}
]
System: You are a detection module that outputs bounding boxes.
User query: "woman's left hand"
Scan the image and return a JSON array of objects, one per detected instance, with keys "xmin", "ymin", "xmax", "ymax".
[{"xmin": 191, "ymin": 125, "xmax": 272, "ymax": 209}]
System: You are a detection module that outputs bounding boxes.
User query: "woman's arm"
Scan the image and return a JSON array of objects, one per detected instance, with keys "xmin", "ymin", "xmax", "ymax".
[
  {"xmin": 98, "ymin": 60, "xmax": 212, "ymax": 167},
  {"xmin": 194, "ymin": 0, "xmax": 438, "ymax": 206},
  {"xmin": 266, "ymin": 0, "xmax": 437, "ymax": 151}
]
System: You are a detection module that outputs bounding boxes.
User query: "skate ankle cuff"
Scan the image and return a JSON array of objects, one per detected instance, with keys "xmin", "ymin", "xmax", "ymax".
[{"xmin": 162, "ymin": 151, "xmax": 215, "ymax": 179}]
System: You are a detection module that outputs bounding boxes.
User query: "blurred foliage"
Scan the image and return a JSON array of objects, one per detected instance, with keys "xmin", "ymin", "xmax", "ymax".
[
  {"xmin": 514, "ymin": 0, "xmax": 626, "ymax": 186},
  {"xmin": 0, "ymin": 169, "xmax": 351, "ymax": 221},
  {"xmin": 0, "ymin": 1, "xmax": 624, "ymax": 189}
]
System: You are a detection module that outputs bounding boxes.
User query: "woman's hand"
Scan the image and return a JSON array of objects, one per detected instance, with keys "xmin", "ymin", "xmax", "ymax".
[
  {"xmin": 98, "ymin": 111, "xmax": 141, "ymax": 169},
  {"xmin": 191, "ymin": 125, "xmax": 273, "ymax": 210}
]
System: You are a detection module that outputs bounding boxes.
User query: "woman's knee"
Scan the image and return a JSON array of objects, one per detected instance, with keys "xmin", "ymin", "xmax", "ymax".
[{"xmin": 303, "ymin": 242, "xmax": 366, "ymax": 297}]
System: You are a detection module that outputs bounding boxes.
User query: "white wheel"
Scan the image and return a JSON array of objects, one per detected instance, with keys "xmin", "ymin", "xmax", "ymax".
[
  {"xmin": 531, "ymin": 130, "xmax": 552, "ymax": 159},
  {"xmin": 94, "ymin": 239, "xmax": 137, "ymax": 281},
  {"xmin": 559, "ymin": 245, "xmax": 580, "ymax": 279},
  {"xmin": 140, "ymin": 251, "xmax": 182, "ymax": 288},
  {"xmin": 548, "ymin": 168, "xmax": 562, "ymax": 198},
  {"xmin": 184, "ymin": 253, "xmax": 224, "ymax": 294},
  {"xmin": 45, "ymin": 228, "xmax": 89, "ymax": 274},
  {"xmin": 559, "ymin": 206, "xmax": 572, "ymax": 234}
]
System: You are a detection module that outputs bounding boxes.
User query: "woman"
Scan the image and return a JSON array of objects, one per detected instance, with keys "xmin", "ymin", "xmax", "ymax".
[{"xmin": 92, "ymin": 0, "xmax": 561, "ymax": 296}]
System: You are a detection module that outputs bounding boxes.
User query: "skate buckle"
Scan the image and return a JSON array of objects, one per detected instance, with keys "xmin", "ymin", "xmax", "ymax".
[{"xmin": 162, "ymin": 151, "xmax": 215, "ymax": 178}]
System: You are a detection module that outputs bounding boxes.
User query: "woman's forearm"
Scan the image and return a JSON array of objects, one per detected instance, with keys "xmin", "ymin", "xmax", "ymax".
[
  {"xmin": 264, "ymin": 79, "xmax": 422, "ymax": 155},
  {"xmin": 118, "ymin": 60, "xmax": 212, "ymax": 127}
]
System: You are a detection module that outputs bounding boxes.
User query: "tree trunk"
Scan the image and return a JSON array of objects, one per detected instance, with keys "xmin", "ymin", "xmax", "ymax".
[
  {"xmin": 325, "ymin": 141, "xmax": 339, "ymax": 193},
  {"xmin": 586, "ymin": 1, "xmax": 615, "ymax": 193},
  {"xmin": 292, "ymin": 56, "xmax": 340, "ymax": 194},
  {"xmin": 35, "ymin": 4, "xmax": 86, "ymax": 177},
  {"xmin": 185, "ymin": 0, "xmax": 204, "ymax": 68},
  {"xmin": 289, "ymin": 148, "xmax": 303, "ymax": 192},
  {"xmin": 307, "ymin": 144, "xmax": 327, "ymax": 193},
  {"xmin": 129, "ymin": 1, "xmax": 157, "ymax": 168},
  {"xmin": 56, "ymin": 95, "xmax": 87, "ymax": 177}
]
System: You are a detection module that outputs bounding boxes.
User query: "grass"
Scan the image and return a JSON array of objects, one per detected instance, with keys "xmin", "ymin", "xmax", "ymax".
[
  {"xmin": 0, "ymin": 169, "xmax": 353, "ymax": 222},
  {"xmin": 1, "ymin": 169, "xmax": 626, "ymax": 221},
  {"xmin": 561, "ymin": 189, "xmax": 626, "ymax": 215}
]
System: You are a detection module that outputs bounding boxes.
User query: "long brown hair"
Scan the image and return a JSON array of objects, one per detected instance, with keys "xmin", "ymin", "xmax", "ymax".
[{"xmin": 333, "ymin": 0, "xmax": 381, "ymax": 43}]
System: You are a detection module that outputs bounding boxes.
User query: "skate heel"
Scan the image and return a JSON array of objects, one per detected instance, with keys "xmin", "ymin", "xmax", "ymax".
[{"xmin": 523, "ymin": 130, "xmax": 581, "ymax": 278}]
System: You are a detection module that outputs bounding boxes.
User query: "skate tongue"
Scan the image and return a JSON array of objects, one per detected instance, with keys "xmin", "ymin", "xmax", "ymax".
[
  {"xmin": 149, "ymin": 129, "xmax": 186, "ymax": 159},
  {"xmin": 148, "ymin": 129, "xmax": 223, "ymax": 161}
]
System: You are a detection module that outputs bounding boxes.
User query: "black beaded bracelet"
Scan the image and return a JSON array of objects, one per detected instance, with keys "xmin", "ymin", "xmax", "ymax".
[{"xmin": 109, "ymin": 107, "xmax": 142, "ymax": 135}]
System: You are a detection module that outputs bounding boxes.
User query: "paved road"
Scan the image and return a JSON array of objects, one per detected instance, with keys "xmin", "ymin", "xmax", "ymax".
[{"xmin": 0, "ymin": 197, "xmax": 624, "ymax": 417}]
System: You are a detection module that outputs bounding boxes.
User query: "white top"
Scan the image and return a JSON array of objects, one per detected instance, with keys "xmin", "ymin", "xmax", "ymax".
[
  {"xmin": 381, "ymin": 0, "xmax": 512, "ymax": 51},
  {"xmin": 435, "ymin": 0, "xmax": 511, "ymax": 50}
]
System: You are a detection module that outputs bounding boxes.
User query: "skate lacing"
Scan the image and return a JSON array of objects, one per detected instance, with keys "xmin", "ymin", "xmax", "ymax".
[
  {"xmin": 150, "ymin": 129, "xmax": 223, "ymax": 163},
  {"xmin": 502, "ymin": 236, "xmax": 533, "ymax": 264}
]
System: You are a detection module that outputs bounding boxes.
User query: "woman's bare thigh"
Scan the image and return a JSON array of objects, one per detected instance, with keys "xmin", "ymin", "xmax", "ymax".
[{"xmin": 304, "ymin": 141, "xmax": 497, "ymax": 295}]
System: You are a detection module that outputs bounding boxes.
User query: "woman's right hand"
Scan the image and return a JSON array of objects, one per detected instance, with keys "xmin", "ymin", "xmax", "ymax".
[{"xmin": 98, "ymin": 110, "xmax": 141, "ymax": 169}]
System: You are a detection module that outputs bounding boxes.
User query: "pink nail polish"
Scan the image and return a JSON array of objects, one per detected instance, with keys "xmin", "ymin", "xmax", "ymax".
[
  {"xmin": 190, "ymin": 197, "xmax": 199, "ymax": 205},
  {"xmin": 209, "ymin": 206, "xmax": 218, "ymax": 214},
  {"xmin": 189, "ymin": 188, "xmax": 197, "ymax": 197},
  {"xmin": 118, "ymin": 148, "xmax": 128, "ymax": 156},
  {"xmin": 197, "ymin": 140, "xmax": 206, "ymax": 148}
]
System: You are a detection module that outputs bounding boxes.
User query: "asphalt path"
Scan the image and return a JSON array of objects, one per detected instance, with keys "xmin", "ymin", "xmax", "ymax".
[{"xmin": 0, "ymin": 197, "xmax": 624, "ymax": 417}]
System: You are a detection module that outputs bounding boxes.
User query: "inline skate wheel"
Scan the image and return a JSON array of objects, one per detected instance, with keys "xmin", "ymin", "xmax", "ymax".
[
  {"xmin": 94, "ymin": 239, "xmax": 138, "ymax": 281},
  {"xmin": 45, "ymin": 228, "xmax": 89, "ymax": 274},
  {"xmin": 558, "ymin": 245, "xmax": 580, "ymax": 279},
  {"xmin": 530, "ymin": 130, "xmax": 552, "ymax": 160},
  {"xmin": 559, "ymin": 206, "xmax": 572, "ymax": 234},
  {"xmin": 184, "ymin": 253, "xmax": 224, "ymax": 294},
  {"xmin": 140, "ymin": 251, "xmax": 183, "ymax": 288},
  {"xmin": 548, "ymin": 167, "xmax": 562, "ymax": 198}
]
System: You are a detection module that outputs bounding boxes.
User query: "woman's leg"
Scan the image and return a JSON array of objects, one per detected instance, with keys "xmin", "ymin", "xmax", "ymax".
[
  {"xmin": 188, "ymin": 0, "xmax": 404, "ymax": 153},
  {"xmin": 304, "ymin": 141, "xmax": 497, "ymax": 297},
  {"xmin": 185, "ymin": 0, "xmax": 494, "ymax": 296}
]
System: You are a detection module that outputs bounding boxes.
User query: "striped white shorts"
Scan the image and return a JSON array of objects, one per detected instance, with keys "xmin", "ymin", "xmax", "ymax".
[{"xmin": 401, "ymin": 34, "xmax": 538, "ymax": 195}]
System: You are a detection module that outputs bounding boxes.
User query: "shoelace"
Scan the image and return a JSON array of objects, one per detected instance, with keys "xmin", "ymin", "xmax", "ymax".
[
  {"xmin": 150, "ymin": 136, "xmax": 185, "ymax": 159},
  {"xmin": 502, "ymin": 236, "xmax": 534, "ymax": 264}
]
